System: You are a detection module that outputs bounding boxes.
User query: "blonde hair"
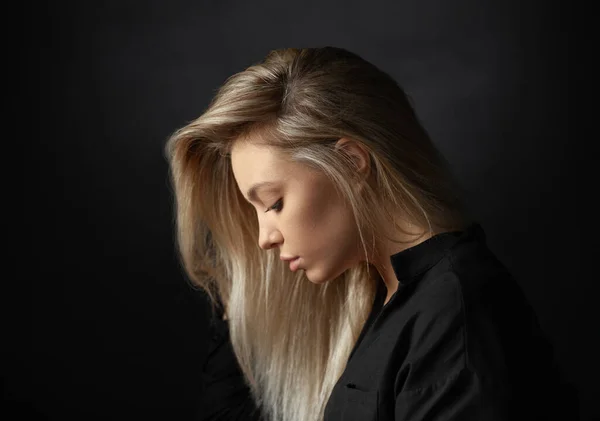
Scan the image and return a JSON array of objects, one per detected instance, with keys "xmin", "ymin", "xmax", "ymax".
[{"xmin": 164, "ymin": 46, "xmax": 470, "ymax": 421}]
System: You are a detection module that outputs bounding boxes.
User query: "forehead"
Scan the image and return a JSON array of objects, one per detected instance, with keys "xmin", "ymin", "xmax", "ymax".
[
  {"xmin": 230, "ymin": 140, "xmax": 294, "ymax": 194},
  {"xmin": 230, "ymin": 141, "xmax": 286, "ymax": 179}
]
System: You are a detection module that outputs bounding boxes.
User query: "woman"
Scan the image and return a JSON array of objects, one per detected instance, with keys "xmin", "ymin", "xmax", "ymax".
[{"xmin": 164, "ymin": 47, "xmax": 579, "ymax": 421}]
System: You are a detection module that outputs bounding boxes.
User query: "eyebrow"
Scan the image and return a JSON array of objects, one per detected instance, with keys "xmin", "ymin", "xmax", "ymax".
[{"xmin": 246, "ymin": 181, "xmax": 280, "ymax": 203}]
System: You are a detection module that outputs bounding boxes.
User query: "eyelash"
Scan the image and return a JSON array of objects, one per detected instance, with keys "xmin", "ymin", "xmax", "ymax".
[{"xmin": 265, "ymin": 198, "xmax": 283, "ymax": 213}]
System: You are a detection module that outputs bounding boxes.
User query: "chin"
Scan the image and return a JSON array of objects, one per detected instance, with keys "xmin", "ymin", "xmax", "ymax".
[{"xmin": 304, "ymin": 268, "xmax": 336, "ymax": 285}]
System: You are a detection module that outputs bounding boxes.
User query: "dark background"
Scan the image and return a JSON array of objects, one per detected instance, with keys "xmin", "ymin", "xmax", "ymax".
[{"xmin": 11, "ymin": 0, "xmax": 591, "ymax": 420}]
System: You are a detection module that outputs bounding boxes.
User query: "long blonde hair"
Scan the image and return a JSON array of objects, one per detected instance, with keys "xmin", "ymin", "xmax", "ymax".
[{"xmin": 164, "ymin": 46, "xmax": 469, "ymax": 421}]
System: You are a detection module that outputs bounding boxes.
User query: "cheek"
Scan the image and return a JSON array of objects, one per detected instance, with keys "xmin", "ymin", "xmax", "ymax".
[
  {"xmin": 303, "ymin": 202, "xmax": 360, "ymax": 272},
  {"xmin": 297, "ymin": 201, "xmax": 339, "ymax": 242},
  {"xmin": 283, "ymin": 192, "xmax": 327, "ymax": 238},
  {"xmin": 285, "ymin": 180, "xmax": 360, "ymax": 269}
]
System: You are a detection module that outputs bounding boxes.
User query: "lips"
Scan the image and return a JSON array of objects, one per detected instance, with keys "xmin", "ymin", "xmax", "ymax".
[{"xmin": 289, "ymin": 257, "xmax": 301, "ymax": 272}]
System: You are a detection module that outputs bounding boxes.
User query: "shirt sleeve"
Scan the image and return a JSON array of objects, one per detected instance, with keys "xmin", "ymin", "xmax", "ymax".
[{"xmin": 196, "ymin": 305, "xmax": 264, "ymax": 421}]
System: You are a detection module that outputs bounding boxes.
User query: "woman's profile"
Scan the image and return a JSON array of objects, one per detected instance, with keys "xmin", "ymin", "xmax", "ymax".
[{"xmin": 164, "ymin": 47, "xmax": 579, "ymax": 421}]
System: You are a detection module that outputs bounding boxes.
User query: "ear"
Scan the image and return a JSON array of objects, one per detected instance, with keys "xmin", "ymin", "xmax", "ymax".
[{"xmin": 334, "ymin": 137, "xmax": 371, "ymax": 185}]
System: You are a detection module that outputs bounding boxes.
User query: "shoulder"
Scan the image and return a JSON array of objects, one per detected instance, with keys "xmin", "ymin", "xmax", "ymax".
[
  {"xmin": 410, "ymin": 234, "xmax": 527, "ymax": 344},
  {"xmin": 400, "ymin": 241, "xmax": 556, "ymax": 383},
  {"xmin": 392, "ymin": 270, "xmax": 467, "ymax": 391},
  {"xmin": 395, "ymin": 246, "xmax": 523, "ymax": 384},
  {"xmin": 393, "ymin": 249, "xmax": 580, "ymax": 419},
  {"xmin": 407, "ymin": 270, "xmax": 465, "ymax": 345}
]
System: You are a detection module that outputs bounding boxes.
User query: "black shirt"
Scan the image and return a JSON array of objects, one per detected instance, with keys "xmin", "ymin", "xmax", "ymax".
[{"xmin": 197, "ymin": 222, "xmax": 580, "ymax": 420}]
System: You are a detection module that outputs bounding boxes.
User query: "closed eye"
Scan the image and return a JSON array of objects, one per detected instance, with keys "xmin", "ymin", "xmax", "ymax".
[{"xmin": 265, "ymin": 198, "xmax": 283, "ymax": 213}]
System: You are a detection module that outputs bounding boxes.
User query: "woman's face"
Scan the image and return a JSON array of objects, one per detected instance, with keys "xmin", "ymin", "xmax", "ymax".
[{"xmin": 230, "ymin": 140, "xmax": 364, "ymax": 284}]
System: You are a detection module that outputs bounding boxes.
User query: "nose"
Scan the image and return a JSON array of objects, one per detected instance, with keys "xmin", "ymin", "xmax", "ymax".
[{"xmin": 258, "ymin": 223, "xmax": 283, "ymax": 250}]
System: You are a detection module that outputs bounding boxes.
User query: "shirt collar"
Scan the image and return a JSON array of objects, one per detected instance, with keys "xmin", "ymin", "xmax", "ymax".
[{"xmin": 390, "ymin": 221, "xmax": 486, "ymax": 284}]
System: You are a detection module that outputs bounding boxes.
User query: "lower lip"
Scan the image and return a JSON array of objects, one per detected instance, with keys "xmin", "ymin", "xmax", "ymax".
[{"xmin": 289, "ymin": 257, "xmax": 301, "ymax": 271}]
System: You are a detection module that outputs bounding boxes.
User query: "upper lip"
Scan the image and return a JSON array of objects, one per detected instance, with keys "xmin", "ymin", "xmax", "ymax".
[{"xmin": 280, "ymin": 255, "xmax": 299, "ymax": 261}]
